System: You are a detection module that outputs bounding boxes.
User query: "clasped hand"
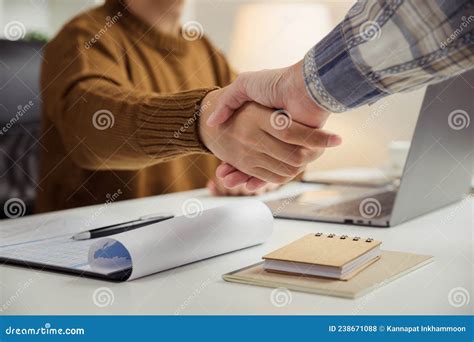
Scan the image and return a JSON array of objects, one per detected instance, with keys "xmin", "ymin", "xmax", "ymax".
[{"xmin": 199, "ymin": 61, "xmax": 341, "ymax": 190}]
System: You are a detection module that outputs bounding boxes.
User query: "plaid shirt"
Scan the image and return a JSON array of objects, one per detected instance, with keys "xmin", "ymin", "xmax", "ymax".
[{"xmin": 303, "ymin": 0, "xmax": 473, "ymax": 113}]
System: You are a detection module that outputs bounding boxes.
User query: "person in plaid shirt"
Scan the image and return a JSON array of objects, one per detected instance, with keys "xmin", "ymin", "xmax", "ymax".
[{"xmin": 208, "ymin": 0, "xmax": 473, "ymax": 190}]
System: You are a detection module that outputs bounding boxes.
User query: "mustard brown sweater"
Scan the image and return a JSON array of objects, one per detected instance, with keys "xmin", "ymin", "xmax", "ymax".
[{"xmin": 36, "ymin": 0, "xmax": 234, "ymax": 213}]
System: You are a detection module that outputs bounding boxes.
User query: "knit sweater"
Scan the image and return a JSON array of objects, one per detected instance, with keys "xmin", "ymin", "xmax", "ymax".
[{"xmin": 36, "ymin": 0, "xmax": 234, "ymax": 213}]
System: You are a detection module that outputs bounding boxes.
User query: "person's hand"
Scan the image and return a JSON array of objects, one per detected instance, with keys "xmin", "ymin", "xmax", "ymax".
[
  {"xmin": 207, "ymin": 60, "xmax": 329, "ymax": 129},
  {"xmin": 207, "ymin": 177, "xmax": 280, "ymax": 196},
  {"xmin": 199, "ymin": 88, "xmax": 341, "ymax": 189},
  {"xmin": 205, "ymin": 60, "xmax": 335, "ymax": 189}
]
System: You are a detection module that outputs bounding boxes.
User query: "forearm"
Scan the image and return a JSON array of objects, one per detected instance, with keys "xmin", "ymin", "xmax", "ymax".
[
  {"xmin": 303, "ymin": 0, "xmax": 474, "ymax": 112},
  {"xmin": 53, "ymin": 78, "xmax": 216, "ymax": 170}
]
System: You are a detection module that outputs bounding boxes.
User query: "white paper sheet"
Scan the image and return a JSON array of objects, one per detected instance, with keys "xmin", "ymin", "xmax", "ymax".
[
  {"xmin": 87, "ymin": 200, "xmax": 274, "ymax": 280},
  {"xmin": 0, "ymin": 200, "xmax": 273, "ymax": 280}
]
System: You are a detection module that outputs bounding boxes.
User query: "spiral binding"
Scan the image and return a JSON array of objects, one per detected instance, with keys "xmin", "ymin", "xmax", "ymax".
[{"xmin": 314, "ymin": 233, "xmax": 374, "ymax": 242}]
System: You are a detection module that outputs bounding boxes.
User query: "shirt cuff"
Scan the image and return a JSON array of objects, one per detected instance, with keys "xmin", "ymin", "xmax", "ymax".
[{"xmin": 303, "ymin": 22, "xmax": 387, "ymax": 113}]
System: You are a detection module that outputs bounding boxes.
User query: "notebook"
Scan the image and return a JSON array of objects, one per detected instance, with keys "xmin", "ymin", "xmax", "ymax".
[
  {"xmin": 263, "ymin": 233, "xmax": 381, "ymax": 280},
  {"xmin": 223, "ymin": 250, "xmax": 433, "ymax": 299}
]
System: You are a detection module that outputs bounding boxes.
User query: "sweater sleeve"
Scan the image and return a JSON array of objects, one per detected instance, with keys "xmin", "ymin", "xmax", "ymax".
[{"xmin": 41, "ymin": 22, "xmax": 217, "ymax": 171}]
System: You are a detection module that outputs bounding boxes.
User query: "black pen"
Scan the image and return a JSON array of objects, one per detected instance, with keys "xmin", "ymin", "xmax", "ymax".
[{"xmin": 72, "ymin": 213, "xmax": 174, "ymax": 240}]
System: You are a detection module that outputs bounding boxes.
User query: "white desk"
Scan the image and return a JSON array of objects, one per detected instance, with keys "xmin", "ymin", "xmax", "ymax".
[{"xmin": 1, "ymin": 183, "xmax": 472, "ymax": 315}]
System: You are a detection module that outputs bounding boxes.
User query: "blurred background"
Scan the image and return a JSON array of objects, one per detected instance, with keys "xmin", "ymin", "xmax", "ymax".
[
  {"xmin": 0, "ymin": 0, "xmax": 425, "ymax": 217},
  {"xmin": 0, "ymin": 0, "xmax": 422, "ymax": 172}
]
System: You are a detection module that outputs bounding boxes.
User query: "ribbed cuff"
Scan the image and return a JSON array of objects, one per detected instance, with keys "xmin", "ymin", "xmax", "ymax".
[
  {"xmin": 303, "ymin": 22, "xmax": 386, "ymax": 113},
  {"xmin": 136, "ymin": 88, "xmax": 218, "ymax": 158}
]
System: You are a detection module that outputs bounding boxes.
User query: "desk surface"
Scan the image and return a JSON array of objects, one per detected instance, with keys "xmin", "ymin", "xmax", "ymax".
[{"xmin": 1, "ymin": 183, "xmax": 472, "ymax": 315}]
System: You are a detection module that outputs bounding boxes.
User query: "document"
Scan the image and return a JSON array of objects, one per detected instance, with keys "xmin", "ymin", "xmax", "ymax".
[{"xmin": 0, "ymin": 200, "xmax": 274, "ymax": 281}]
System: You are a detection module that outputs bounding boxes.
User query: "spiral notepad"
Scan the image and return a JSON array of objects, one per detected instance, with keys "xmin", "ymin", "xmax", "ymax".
[
  {"xmin": 223, "ymin": 250, "xmax": 433, "ymax": 298},
  {"xmin": 262, "ymin": 233, "xmax": 382, "ymax": 280}
]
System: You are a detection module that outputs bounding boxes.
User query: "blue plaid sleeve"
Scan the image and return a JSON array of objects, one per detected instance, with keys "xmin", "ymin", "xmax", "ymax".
[{"xmin": 303, "ymin": 0, "xmax": 474, "ymax": 112}]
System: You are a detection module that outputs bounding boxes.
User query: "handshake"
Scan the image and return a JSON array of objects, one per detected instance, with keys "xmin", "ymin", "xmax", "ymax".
[{"xmin": 199, "ymin": 61, "xmax": 342, "ymax": 191}]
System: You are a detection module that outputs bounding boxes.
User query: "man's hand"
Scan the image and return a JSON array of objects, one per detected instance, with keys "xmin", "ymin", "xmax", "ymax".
[
  {"xmin": 199, "ymin": 88, "xmax": 341, "ymax": 188},
  {"xmin": 207, "ymin": 60, "xmax": 329, "ymax": 128},
  {"xmin": 205, "ymin": 60, "xmax": 334, "ymax": 189}
]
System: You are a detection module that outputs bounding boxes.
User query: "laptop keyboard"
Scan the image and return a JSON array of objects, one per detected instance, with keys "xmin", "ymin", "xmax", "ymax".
[{"xmin": 313, "ymin": 191, "xmax": 397, "ymax": 218}]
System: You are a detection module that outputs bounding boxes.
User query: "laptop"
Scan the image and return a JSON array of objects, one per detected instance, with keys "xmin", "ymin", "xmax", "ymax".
[{"xmin": 266, "ymin": 70, "xmax": 473, "ymax": 227}]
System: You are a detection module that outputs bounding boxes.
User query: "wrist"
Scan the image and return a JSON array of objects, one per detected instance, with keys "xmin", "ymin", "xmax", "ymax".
[
  {"xmin": 284, "ymin": 61, "xmax": 306, "ymax": 101},
  {"xmin": 283, "ymin": 59, "xmax": 330, "ymax": 128},
  {"xmin": 198, "ymin": 88, "xmax": 223, "ymax": 151}
]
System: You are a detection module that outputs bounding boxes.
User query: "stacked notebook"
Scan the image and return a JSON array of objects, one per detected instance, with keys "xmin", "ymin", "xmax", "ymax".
[
  {"xmin": 262, "ymin": 233, "xmax": 381, "ymax": 280},
  {"xmin": 223, "ymin": 233, "xmax": 433, "ymax": 298}
]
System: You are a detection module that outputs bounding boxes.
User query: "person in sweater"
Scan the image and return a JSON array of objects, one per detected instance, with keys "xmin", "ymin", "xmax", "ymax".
[{"xmin": 36, "ymin": 0, "xmax": 339, "ymax": 212}]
